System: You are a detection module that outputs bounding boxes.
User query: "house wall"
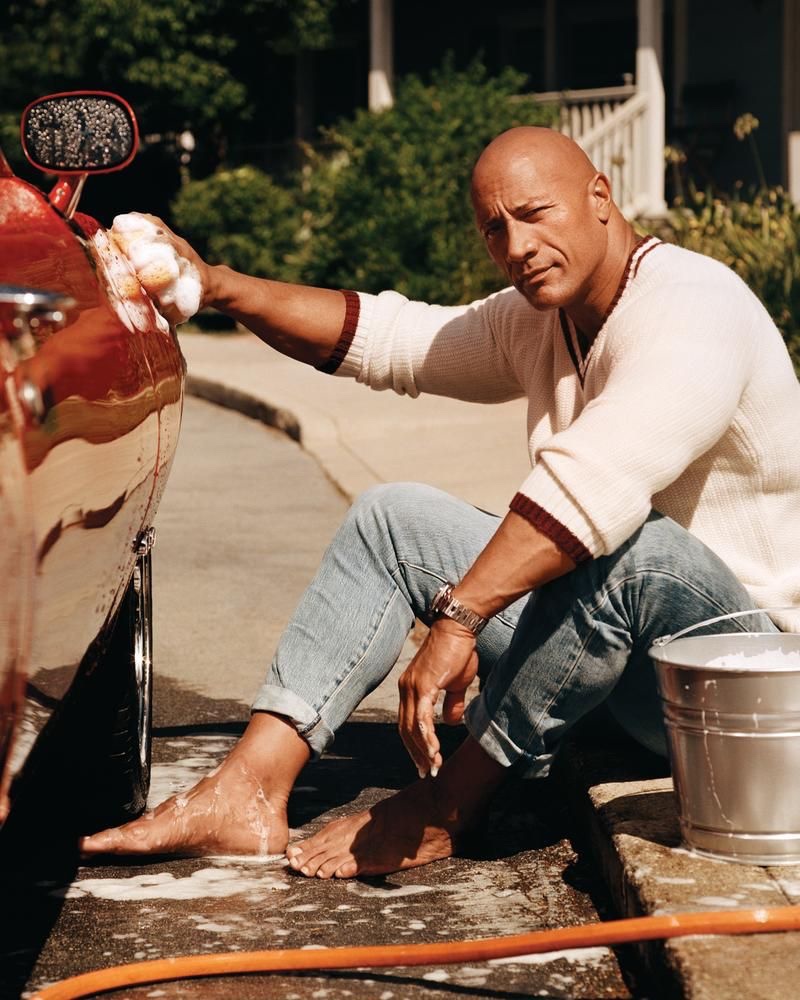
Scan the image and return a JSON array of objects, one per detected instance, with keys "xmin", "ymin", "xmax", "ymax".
[
  {"xmin": 678, "ymin": 0, "xmax": 783, "ymax": 188},
  {"xmin": 391, "ymin": 0, "xmax": 637, "ymax": 92}
]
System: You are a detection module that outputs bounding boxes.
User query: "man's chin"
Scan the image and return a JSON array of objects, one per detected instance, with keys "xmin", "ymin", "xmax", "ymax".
[{"xmin": 515, "ymin": 283, "xmax": 562, "ymax": 312}]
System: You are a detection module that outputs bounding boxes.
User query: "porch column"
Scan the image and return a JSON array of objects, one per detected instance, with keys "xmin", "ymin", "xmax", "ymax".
[
  {"xmin": 369, "ymin": 0, "xmax": 394, "ymax": 111},
  {"xmin": 783, "ymin": 0, "xmax": 800, "ymax": 204},
  {"xmin": 636, "ymin": 0, "xmax": 667, "ymax": 215}
]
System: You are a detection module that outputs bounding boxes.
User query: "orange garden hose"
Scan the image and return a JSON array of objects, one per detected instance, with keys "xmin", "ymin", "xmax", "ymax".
[{"xmin": 31, "ymin": 905, "xmax": 800, "ymax": 999}]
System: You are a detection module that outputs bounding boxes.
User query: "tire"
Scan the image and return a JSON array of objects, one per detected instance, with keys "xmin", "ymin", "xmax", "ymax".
[{"xmin": 95, "ymin": 547, "xmax": 154, "ymax": 824}]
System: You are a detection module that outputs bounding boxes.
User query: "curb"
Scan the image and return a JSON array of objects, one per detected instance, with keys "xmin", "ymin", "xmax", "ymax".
[
  {"xmin": 186, "ymin": 374, "xmax": 302, "ymax": 445},
  {"xmin": 562, "ymin": 728, "xmax": 800, "ymax": 1000}
]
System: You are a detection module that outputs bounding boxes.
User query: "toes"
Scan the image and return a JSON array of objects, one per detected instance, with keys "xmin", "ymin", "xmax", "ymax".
[
  {"xmin": 286, "ymin": 841, "xmax": 309, "ymax": 871},
  {"xmin": 316, "ymin": 854, "xmax": 353, "ymax": 879},
  {"xmin": 287, "ymin": 840, "xmax": 332, "ymax": 878},
  {"xmin": 334, "ymin": 859, "xmax": 359, "ymax": 878},
  {"xmin": 298, "ymin": 850, "xmax": 328, "ymax": 877},
  {"xmin": 80, "ymin": 818, "xmax": 155, "ymax": 855},
  {"xmin": 79, "ymin": 829, "xmax": 120, "ymax": 855}
]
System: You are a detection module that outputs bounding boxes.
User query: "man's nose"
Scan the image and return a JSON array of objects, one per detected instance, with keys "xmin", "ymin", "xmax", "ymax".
[{"xmin": 505, "ymin": 220, "xmax": 538, "ymax": 262}]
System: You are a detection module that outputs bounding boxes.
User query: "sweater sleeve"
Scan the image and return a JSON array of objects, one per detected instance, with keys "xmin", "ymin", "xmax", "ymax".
[
  {"xmin": 513, "ymin": 277, "xmax": 760, "ymax": 558},
  {"xmin": 327, "ymin": 287, "xmax": 529, "ymax": 404}
]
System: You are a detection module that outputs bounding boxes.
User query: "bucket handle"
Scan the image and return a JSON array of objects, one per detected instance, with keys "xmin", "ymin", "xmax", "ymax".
[{"xmin": 651, "ymin": 606, "xmax": 798, "ymax": 648}]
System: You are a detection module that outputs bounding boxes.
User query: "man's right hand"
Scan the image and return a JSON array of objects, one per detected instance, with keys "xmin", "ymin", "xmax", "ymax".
[{"xmin": 397, "ymin": 618, "xmax": 479, "ymax": 778}]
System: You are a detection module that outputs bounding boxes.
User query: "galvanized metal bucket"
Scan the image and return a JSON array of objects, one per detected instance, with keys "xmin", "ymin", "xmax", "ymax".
[{"xmin": 649, "ymin": 608, "xmax": 800, "ymax": 866}]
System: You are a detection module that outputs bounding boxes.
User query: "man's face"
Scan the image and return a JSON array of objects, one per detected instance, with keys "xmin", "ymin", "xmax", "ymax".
[{"xmin": 471, "ymin": 151, "xmax": 608, "ymax": 311}]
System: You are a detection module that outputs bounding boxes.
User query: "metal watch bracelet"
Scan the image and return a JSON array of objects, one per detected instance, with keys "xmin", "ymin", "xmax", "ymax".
[{"xmin": 429, "ymin": 582, "xmax": 489, "ymax": 635}]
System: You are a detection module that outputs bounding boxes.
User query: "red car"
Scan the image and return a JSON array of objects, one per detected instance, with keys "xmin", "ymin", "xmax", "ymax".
[{"xmin": 0, "ymin": 92, "xmax": 185, "ymax": 849}]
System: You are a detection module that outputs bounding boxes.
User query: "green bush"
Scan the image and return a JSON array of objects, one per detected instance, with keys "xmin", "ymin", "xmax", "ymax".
[
  {"xmin": 171, "ymin": 59, "xmax": 555, "ymax": 303},
  {"xmin": 651, "ymin": 185, "xmax": 800, "ymax": 371},
  {"xmin": 171, "ymin": 165, "xmax": 300, "ymax": 281},
  {"xmin": 293, "ymin": 59, "xmax": 555, "ymax": 303}
]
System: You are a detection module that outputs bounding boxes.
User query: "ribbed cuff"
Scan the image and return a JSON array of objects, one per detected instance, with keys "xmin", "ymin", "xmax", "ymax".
[
  {"xmin": 513, "ymin": 462, "xmax": 603, "ymax": 562},
  {"xmin": 316, "ymin": 289, "xmax": 360, "ymax": 374},
  {"xmin": 510, "ymin": 493, "xmax": 592, "ymax": 564}
]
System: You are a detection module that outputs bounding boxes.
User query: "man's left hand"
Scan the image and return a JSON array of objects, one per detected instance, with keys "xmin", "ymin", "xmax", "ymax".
[{"xmin": 397, "ymin": 619, "xmax": 478, "ymax": 778}]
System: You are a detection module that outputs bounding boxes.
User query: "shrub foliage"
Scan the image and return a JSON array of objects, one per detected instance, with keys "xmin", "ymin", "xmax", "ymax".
[
  {"xmin": 172, "ymin": 60, "xmax": 555, "ymax": 303},
  {"xmin": 172, "ymin": 166, "xmax": 300, "ymax": 278},
  {"xmin": 291, "ymin": 60, "xmax": 554, "ymax": 303}
]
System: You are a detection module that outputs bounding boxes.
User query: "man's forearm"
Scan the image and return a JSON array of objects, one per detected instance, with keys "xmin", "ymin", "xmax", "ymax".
[
  {"xmin": 452, "ymin": 510, "xmax": 576, "ymax": 619},
  {"xmin": 206, "ymin": 265, "xmax": 347, "ymax": 368}
]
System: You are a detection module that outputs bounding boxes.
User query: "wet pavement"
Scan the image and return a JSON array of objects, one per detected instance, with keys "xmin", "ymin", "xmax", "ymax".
[{"xmin": 23, "ymin": 701, "xmax": 634, "ymax": 999}]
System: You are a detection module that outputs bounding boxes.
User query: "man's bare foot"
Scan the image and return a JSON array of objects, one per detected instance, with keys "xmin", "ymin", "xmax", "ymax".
[
  {"xmin": 286, "ymin": 736, "xmax": 506, "ymax": 879},
  {"xmin": 286, "ymin": 779, "xmax": 458, "ymax": 878},
  {"xmin": 80, "ymin": 712, "xmax": 309, "ymax": 858},
  {"xmin": 80, "ymin": 757, "xmax": 288, "ymax": 857}
]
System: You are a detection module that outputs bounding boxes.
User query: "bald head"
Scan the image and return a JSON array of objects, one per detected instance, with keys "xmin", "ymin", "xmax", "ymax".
[{"xmin": 471, "ymin": 126, "xmax": 597, "ymax": 198}]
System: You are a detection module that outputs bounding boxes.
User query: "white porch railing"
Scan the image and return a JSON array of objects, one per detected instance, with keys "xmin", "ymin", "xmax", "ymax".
[
  {"xmin": 532, "ymin": 82, "xmax": 666, "ymax": 219},
  {"xmin": 536, "ymin": 83, "xmax": 636, "ymax": 135}
]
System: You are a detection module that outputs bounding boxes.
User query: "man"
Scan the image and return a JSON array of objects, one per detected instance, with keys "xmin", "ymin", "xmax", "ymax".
[{"xmin": 82, "ymin": 126, "xmax": 800, "ymax": 877}]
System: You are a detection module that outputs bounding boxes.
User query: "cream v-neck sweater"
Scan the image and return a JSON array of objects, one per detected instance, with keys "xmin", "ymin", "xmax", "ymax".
[{"xmin": 331, "ymin": 239, "xmax": 800, "ymax": 631}]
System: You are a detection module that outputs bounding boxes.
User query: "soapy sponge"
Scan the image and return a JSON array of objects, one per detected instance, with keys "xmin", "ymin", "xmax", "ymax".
[{"xmin": 109, "ymin": 212, "xmax": 202, "ymax": 325}]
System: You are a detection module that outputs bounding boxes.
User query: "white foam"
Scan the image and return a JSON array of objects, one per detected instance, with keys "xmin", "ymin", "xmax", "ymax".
[
  {"xmin": 65, "ymin": 866, "xmax": 289, "ymax": 901},
  {"xmin": 490, "ymin": 946, "xmax": 611, "ymax": 966},
  {"xmin": 704, "ymin": 648, "xmax": 800, "ymax": 669},
  {"xmin": 108, "ymin": 212, "xmax": 202, "ymax": 326},
  {"xmin": 345, "ymin": 882, "xmax": 436, "ymax": 899},
  {"xmin": 146, "ymin": 735, "xmax": 235, "ymax": 807},
  {"xmin": 548, "ymin": 973, "xmax": 577, "ymax": 988}
]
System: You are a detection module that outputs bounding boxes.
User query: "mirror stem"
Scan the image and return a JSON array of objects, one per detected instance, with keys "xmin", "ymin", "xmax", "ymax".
[{"xmin": 49, "ymin": 173, "xmax": 87, "ymax": 218}]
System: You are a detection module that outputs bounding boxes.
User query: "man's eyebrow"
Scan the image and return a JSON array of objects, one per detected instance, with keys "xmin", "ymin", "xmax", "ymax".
[
  {"xmin": 477, "ymin": 199, "xmax": 551, "ymax": 232},
  {"xmin": 510, "ymin": 199, "xmax": 549, "ymax": 214},
  {"xmin": 478, "ymin": 212, "xmax": 501, "ymax": 228}
]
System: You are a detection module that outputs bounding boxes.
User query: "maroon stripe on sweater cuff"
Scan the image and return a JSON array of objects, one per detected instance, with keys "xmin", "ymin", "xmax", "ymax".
[
  {"xmin": 509, "ymin": 493, "xmax": 593, "ymax": 564},
  {"xmin": 316, "ymin": 289, "xmax": 360, "ymax": 374}
]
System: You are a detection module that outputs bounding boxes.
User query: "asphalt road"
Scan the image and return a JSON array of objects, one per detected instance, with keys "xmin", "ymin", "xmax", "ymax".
[{"xmin": 13, "ymin": 397, "xmax": 640, "ymax": 1000}]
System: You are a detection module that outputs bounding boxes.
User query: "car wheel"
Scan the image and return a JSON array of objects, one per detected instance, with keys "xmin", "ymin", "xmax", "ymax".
[{"xmin": 97, "ymin": 546, "xmax": 154, "ymax": 823}]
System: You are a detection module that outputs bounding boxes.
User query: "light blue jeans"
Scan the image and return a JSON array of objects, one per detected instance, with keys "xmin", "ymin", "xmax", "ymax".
[{"xmin": 252, "ymin": 483, "xmax": 776, "ymax": 777}]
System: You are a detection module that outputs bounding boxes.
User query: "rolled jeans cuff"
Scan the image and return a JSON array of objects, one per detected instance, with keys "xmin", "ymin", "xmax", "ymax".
[
  {"xmin": 251, "ymin": 683, "xmax": 334, "ymax": 759},
  {"xmin": 464, "ymin": 695, "xmax": 553, "ymax": 780}
]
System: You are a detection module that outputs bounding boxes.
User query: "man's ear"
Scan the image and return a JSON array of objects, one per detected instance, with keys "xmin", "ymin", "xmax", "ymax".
[{"xmin": 589, "ymin": 172, "xmax": 612, "ymax": 222}]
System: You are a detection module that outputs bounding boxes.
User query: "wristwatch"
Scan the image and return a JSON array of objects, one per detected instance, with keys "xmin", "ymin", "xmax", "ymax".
[{"xmin": 429, "ymin": 582, "xmax": 489, "ymax": 635}]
